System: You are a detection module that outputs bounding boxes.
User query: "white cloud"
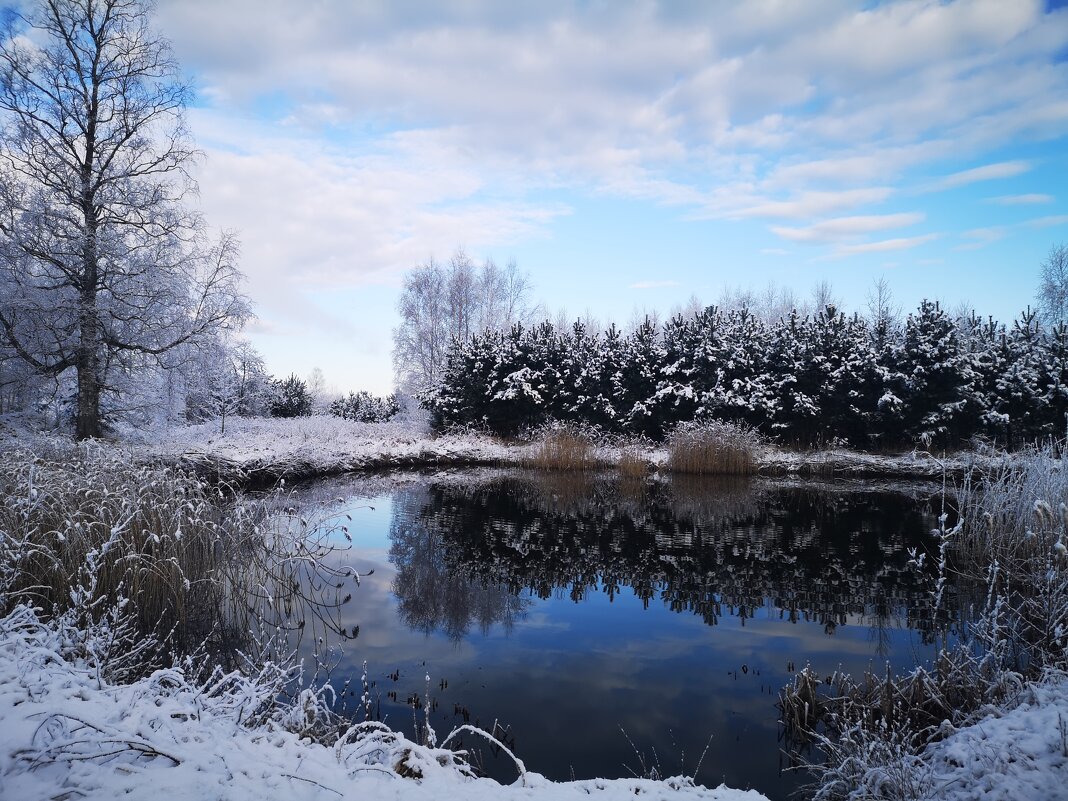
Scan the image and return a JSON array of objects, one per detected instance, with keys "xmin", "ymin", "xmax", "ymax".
[
  {"xmin": 731, "ymin": 188, "xmax": 895, "ymax": 220},
  {"xmin": 987, "ymin": 193, "xmax": 1054, "ymax": 205},
  {"xmin": 157, "ymin": 0, "xmax": 1068, "ymax": 225},
  {"xmin": 832, "ymin": 233, "xmax": 939, "ymax": 257},
  {"xmin": 139, "ymin": 1, "xmax": 1068, "ymax": 385},
  {"xmin": 772, "ymin": 212, "xmax": 924, "ymax": 243},
  {"xmin": 1025, "ymin": 215, "xmax": 1068, "ymax": 228},
  {"xmin": 187, "ymin": 113, "xmax": 568, "ymax": 335},
  {"xmin": 934, "ymin": 161, "xmax": 1032, "ymax": 190},
  {"xmin": 954, "ymin": 226, "xmax": 1008, "ymax": 251}
]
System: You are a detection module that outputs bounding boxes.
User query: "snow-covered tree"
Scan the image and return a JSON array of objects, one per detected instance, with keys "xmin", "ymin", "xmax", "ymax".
[
  {"xmin": 894, "ymin": 301, "xmax": 975, "ymax": 446},
  {"xmin": 0, "ymin": 0, "xmax": 249, "ymax": 438},
  {"xmin": 330, "ymin": 391, "xmax": 399, "ymax": 422},
  {"xmin": 269, "ymin": 374, "xmax": 312, "ymax": 418},
  {"xmin": 393, "ymin": 250, "xmax": 539, "ymax": 395},
  {"xmin": 1036, "ymin": 243, "xmax": 1068, "ymax": 327}
]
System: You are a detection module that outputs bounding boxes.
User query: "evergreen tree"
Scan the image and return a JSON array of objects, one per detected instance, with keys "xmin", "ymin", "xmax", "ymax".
[
  {"xmin": 270, "ymin": 374, "xmax": 313, "ymax": 418},
  {"xmin": 895, "ymin": 301, "xmax": 975, "ymax": 446}
]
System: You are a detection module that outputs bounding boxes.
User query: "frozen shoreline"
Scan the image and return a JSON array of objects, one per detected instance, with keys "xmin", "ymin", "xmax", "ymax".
[{"xmin": 126, "ymin": 416, "xmax": 1012, "ymax": 484}]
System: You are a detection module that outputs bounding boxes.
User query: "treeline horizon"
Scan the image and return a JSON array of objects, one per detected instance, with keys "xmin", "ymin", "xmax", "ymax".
[{"xmin": 424, "ymin": 299, "xmax": 1068, "ymax": 450}]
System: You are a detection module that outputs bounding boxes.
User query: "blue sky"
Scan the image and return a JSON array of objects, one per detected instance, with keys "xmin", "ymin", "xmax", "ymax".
[{"xmin": 156, "ymin": 0, "xmax": 1068, "ymax": 394}]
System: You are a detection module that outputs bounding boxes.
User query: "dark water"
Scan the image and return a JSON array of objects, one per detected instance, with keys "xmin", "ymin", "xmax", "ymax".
[{"xmin": 292, "ymin": 471, "xmax": 946, "ymax": 800}]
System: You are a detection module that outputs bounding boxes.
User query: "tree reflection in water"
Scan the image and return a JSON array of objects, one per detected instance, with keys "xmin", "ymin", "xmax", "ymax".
[
  {"xmin": 387, "ymin": 472, "xmax": 950, "ymax": 643},
  {"xmin": 390, "ymin": 487, "xmax": 531, "ymax": 639}
]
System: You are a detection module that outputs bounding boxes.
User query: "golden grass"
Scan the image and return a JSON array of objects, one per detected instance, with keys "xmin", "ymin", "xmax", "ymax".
[
  {"xmin": 617, "ymin": 446, "xmax": 650, "ymax": 478},
  {"xmin": 526, "ymin": 427, "xmax": 598, "ymax": 471},
  {"xmin": 666, "ymin": 420, "xmax": 760, "ymax": 476}
]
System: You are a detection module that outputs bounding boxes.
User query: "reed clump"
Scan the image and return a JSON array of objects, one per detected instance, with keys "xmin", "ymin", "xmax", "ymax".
[
  {"xmin": 617, "ymin": 446, "xmax": 650, "ymax": 479},
  {"xmin": 0, "ymin": 442, "xmax": 358, "ymax": 663},
  {"xmin": 527, "ymin": 423, "xmax": 599, "ymax": 471},
  {"xmin": 0, "ymin": 444, "xmax": 246, "ymax": 646},
  {"xmin": 666, "ymin": 420, "xmax": 761, "ymax": 475}
]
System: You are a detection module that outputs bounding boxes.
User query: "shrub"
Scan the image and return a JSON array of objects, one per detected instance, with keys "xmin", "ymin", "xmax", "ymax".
[
  {"xmin": 666, "ymin": 420, "xmax": 761, "ymax": 475},
  {"xmin": 779, "ymin": 445, "xmax": 1068, "ymax": 799}
]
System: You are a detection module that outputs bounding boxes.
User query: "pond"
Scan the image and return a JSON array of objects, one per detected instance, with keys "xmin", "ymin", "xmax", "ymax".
[{"xmin": 286, "ymin": 470, "xmax": 949, "ymax": 800}]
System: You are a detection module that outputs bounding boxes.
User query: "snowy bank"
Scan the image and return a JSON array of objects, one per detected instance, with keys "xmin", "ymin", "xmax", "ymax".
[
  {"xmin": 130, "ymin": 416, "xmax": 1013, "ymax": 483},
  {"xmin": 919, "ymin": 675, "xmax": 1068, "ymax": 800},
  {"xmin": 0, "ymin": 604, "xmax": 768, "ymax": 801},
  {"xmin": 136, "ymin": 416, "xmax": 527, "ymax": 481}
]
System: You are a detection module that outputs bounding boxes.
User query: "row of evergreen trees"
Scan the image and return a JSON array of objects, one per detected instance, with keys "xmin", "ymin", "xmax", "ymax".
[
  {"xmin": 330, "ymin": 390, "xmax": 400, "ymax": 422},
  {"xmin": 424, "ymin": 301, "xmax": 1068, "ymax": 449}
]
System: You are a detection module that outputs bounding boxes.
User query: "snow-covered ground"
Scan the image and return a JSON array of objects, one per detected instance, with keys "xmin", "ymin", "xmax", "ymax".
[
  {"xmin": 922, "ymin": 675, "xmax": 1068, "ymax": 800},
  {"xmin": 4, "ymin": 601, "xmax": 1065, "ymax": 801},
  {"xmin": 0, "ymin": 604, "xmax": 768, "ymax": 801},
  {"xmin": 128, "ymin": 416, "xmax": 1011, "ymax": 482},
  {"xmin": 135, "ymin": 416, "xmax": 528, "ymax": 480}
]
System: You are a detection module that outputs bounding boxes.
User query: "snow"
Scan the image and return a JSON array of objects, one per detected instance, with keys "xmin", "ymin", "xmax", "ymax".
[
  {"xmin": 0, "ymin": 604, "xmax": 767, "ymax": 801},
  {"xmin": 127, "ymin": 416, "xmax": 1015, "ymax": 483},
  {"xmin": 132, "ymin": 416, "xmax": 527, "ymax": 479},
  {"xmin": 922, "ymin": 674, "xmax": 1068, "ymax": 800}
]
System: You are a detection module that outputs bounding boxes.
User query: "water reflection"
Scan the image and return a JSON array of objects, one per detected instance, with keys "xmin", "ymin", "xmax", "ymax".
[
  {"xmin": 388, "ymin": 473, "xmax": 944, "ymax": 642},
  {"xmin": 291, "ymin": 471, "xmax": 948, "ymax": 800},
  {"xmin": 389, "ymin": 488, "xmax": 530, "ymax": 639}
]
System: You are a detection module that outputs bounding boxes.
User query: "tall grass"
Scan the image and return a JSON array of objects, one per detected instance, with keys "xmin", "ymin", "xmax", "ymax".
[
  {"xmin": 0, "ymin": 442, "xmax": 359, "ymax": 669},
  {"xmin": 526, "ymin": 423, "xmax": 599, "ymax": 471},
  {"xmin": 666, "ymin": 420, "xmax": 761, "ymax": 475},
  {"xmin": 618, "ymin": 446, "xmax": 650, "ymax": 479},
  {"xmin": 0, "ymin": 444, "xmax": 241, "ymax": 646}
]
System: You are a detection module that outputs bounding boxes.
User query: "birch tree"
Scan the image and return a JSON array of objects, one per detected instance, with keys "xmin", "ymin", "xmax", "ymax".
[
  {"xmin": 393, "ymin": 248, "xmax": 538, "ymax": 395},
  {"xmin": 0, "ymin": 0, "xmax": 248, "ymax": 438},
  {"xmin": 1037, "ymin": 243, "xmax": 1068, "ymax": 327}
]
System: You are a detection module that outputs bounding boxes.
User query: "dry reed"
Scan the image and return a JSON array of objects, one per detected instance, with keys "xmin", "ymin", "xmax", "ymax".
[
  {"xmin": 0, "ymin": 443, "xmax": 358, "ymax": 661},
  {"xmin": 666, "ymin": 420, "xmax": 761, "ymax": 475},
  {"xmin": 617, "ymin": 446, "xmax": 650, "ymax": 479},
  {"xmin": 526, "ymin": 424, "xmax": 599, "ymax": 471}
]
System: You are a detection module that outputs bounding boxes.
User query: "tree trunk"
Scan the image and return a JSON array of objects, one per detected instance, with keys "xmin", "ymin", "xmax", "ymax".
[
  {"xmin": 76, "ymin": 194, "xmax": 101, "ymax": 440},
  {"xmin": 75, "ymin": 293, "xmax": 101, "ymax": 440}
]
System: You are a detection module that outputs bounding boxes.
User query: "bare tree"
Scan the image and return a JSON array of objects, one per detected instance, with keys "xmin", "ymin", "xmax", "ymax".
[
  {"xmin": 446, "ymin": 247, "xmax": 479, "ymax": 343},
  {"xmin": 865, "ymin": 276, "xmax": 901, "ymax": 348},
  {"xmin": 393, "ymin": 248, "xmax": 539, "ymax": 394},
  {"xmin": 626, "ymin": 306, "xmax": 662, "ymax": 333},
  {"xmin": 718, "ymin": 282, "xmax": 798, "ymax": 323},
  {"xmin": 0, "ymin": 0, "xmax": 248, "ymax": 438},
  {"xmin": 478, "ymin": 257, "xmax": 539, "ymax": 332},
  {"xmin": 1037, "ymin": 243, "xmax": 1068, "ymax": 326},
  {"xmin": 669, "ymin": 293, "xmax": 705, "ymax": 321},
  {"xmin": 811, "ymin": 279, "xmax": 839, "ymax": 314},
  {"xmin": 393, "ymin": 257, "xmax": 449, "ymax": 395}
]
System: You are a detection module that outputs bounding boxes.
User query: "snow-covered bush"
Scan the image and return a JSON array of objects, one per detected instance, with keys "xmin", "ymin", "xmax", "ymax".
[
  {"xmin": 269, "ymin": 374, "xmax": 313, "ymax": 418},
  {"xmin": 330, "ymin": 390, "xmax": 400, "ymax": 423}
]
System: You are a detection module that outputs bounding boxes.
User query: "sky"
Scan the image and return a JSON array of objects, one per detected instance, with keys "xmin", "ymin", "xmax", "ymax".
[{"xmin": 152, "ymin": 0, "xmax": 1068, "ymax": 395}]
